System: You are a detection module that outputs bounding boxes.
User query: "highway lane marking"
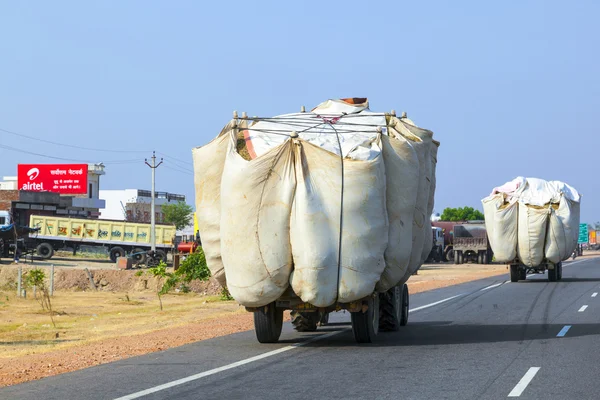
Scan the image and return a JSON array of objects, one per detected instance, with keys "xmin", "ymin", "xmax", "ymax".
[
  {"xmin": 114, "ymin": 294, "xmax": 466, "ymax": 399},
  {"xmin": 481, "ymin": 282, "xmax": 504, "ymax": 291},
  {"xmin": 409, "ymin": 294, "xmax": 464, "ymax": 313},
  {"xmin": 592, "ymin": 293, "xmax": 598, "ymax": 298},
  {"xmin": 508, "ymin": 367, "xmax": 541, "ymax": 397},
  {"xmin": 578, "ymin": 305, "xmax": 588, "ymax": 312},
  {"xmin": 556, "ymin": 325, "xmax": 571, "ymax": 337},
  {"xmin": 112, "ymin": 329, "xmax": 347, "ymax": 400}
]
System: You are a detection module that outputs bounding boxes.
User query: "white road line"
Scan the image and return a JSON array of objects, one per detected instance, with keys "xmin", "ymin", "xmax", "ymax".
[
  {"xmin": 115, "ymin": 294, "xmax": 464, "ymax": 400},
  {"xmin": 113, "ymin": 329, "xmax": 346, "ymax": 400},
  {"xmin": 578, "ymin": 305, "xmax": 588, "ymax": 312},
  {"xmin": 409, "ymin": 294, "xmax": 464, "ymax": 313},
  {"xmin": 556, "ymin": 325, "xmax": 571, "ymax": 337},
  {"xmin": 592, "ymin": 293, "xmax": 598, "ymax": 298},
  {"xmin": 508, "ymin": 367, "xmax": 541, "ymax": 397},
  {"xmin": 481, "ymin": 282, "xmax": 504, "ymax": 291}
]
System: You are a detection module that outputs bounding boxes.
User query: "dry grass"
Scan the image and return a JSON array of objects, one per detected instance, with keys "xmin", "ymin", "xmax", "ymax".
[{"xmin": 0, "ymin": 291, "xmax": 243, "ymax": 359}]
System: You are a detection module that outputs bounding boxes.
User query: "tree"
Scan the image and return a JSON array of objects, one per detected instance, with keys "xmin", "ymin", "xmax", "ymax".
[
  {"xmin": 162, "ymin": 201, "xmax": 193, "ymax": 230},
  {"xmin": 24, "ymin": 268, "xmax": 56, "ymax": 327},
  {"xmin": 439, "ymin": 206, "xmax": 484, "ymax": 222}
]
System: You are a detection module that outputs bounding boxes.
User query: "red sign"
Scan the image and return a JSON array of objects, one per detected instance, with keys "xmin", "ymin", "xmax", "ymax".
[{"xmin": 17, "ymin": 164, "xmax": 88, "ymax": 194}]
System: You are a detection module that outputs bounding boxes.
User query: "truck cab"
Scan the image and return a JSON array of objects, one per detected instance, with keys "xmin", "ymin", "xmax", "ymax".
[{"xmin": 0, "ymin": 211, "xmax": 10, "ymax": 229}]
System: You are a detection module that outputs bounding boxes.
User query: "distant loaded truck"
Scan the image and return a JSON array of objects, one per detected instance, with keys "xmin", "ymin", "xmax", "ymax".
[
  {"xmin": 453, "ymin": 222, "xmax": 492, "ymax": 264},
  {"xmin": 29, "ymin": 215, "xmax": 175, "ymax": 263}
]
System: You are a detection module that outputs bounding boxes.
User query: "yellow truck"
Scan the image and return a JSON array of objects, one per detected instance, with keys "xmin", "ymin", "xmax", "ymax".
[{"xmin": 29, "ymin": 215, "xmax": 176, "ymax": 263}]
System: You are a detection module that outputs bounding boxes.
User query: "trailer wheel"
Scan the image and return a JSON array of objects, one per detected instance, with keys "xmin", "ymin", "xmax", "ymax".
[
  {"xmin": 318, "ymin": 311, "xmax": 329, "ymax": 326},
  {"xmin": 454, "ymin": 250, "xmax": 460, "ymax": 264},
  {"xmin": 477, "ymin": 252, "xmax": 483, "ymax": 264},
  {"xmin": 253, "ymin": 303, "xmax": 284, "ymax": 343},
  {"xmin": 155, "ymin": 249, "xmax": 167, "ymax": 263},
  {"xmin": 457, "ymin": 251, "xmax": 464, "ymax": 265},
  {"xmin": 548, "ymin": 265, "xmax": 558, "ymax": 282},
  {"xmin": 400, "ymin": 284, "xmax": 409, "ymax": 326},
  {"xmin": 131, "ymin": 248, "xmax": 147, "ymax": 264},
  {"xmin": 379, "ymin": 285, "xmax": 402, "ymax": 332},
  {"xmin": 351, "ymin": 295, "xmax": 379, "ymax": 343},
  {"xmin": 444, "ymin": 248, "xmax": 454, "ymax": 262},
  {"xmin": 36, "ymin": 243, "xmax": 54, "ymax": 259},
  {"xmin": 510, "ymin": 265, "xmax": 520, "ymax": 282},
  {"xmin": 557, "ymin": 262, "xmax": 563, "ymax": 280},
  {"xmin": 519, "ymin": 269, "xmax": 527, "ymax": 280},
  {"xmin": 109, "ymin": 247, "xmax": 126, "ymax": 263},
  {"xmin": 482, "ymin": 252, "xmax": 489, "ymax": 264},
  {"xmin": 290, "ymin": 311, "xmax": 318, "ymax": 332}
]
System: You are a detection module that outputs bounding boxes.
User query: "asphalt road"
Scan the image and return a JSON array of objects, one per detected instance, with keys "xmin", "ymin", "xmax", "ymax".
[{"xmin": 3, "ymin": 257, "xmax": 600, "ymax": 400}]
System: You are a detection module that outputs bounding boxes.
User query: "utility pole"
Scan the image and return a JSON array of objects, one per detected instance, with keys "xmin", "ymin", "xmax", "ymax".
[{"xmin": 145, "ymin": 151, "xmax": 163, "ymax": 251}]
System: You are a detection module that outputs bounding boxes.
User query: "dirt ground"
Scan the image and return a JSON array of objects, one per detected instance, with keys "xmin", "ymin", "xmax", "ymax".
[{"xmin": 1, "ymin": 253, "xmax": 598, "ymax": 387}]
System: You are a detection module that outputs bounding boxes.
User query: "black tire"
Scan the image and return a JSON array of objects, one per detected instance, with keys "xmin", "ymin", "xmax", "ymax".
[
  {"xmin": 454, "ymin": 250, "xmax": 460, "ymax": 264},
  {"xmin": 482, "ymin": 252, "xmax": 489, "ymax": 264},
  {"xmin": 155, "ymin": 249, "xmax": 167, "ymax": 263},
  {"xmin": 477, "ymin": 252, "xmax": 483, "ymax": 264},
  {"xmin": 510, "ymin": 265, "xmax": 520, "ymax": 282},
  {"xmin": 444, "ymin": 248, "xmax": 454, "ymax": 263},
  {"xmin": 519, "ymin": 269, "xmax": 527, "ymax": 280},
  {"xmin": 109, "ymin": 246, "xmax": 126, "ymax": 263},
  {"xmin": 254, "ymin": 303, "xmax": 284, "ymax": 343},
  {"xmin": 400, "ymin": 284, "xmax": 409, "ymax": 326},
  {"xmin": 548, "ymin": 265, "xmax": 558, "ymax": 282},
  {"xmin": 351, "ymin": 295, "xmax": 379, "ymax": 343},
  {"xmin": 131, "ymin": 248, "xmax": 147, "ymax": 264},
  {"xmin": 557, "ymin": 262, "xmax": 563, "ymax": 280},
  {"xmin": 457, "ymin": 251, "xmax": 463, "ymax": 265},
  {"xmin": 291, "ymin": 311, "xmax": 318, "ymax": 332},
  {"xmin": 36, "ymin": 243, "xmax": 54, "ymax": 259},
  {"xmin": 379, "ymin": 285, "xmax": 402, "ymax": 332}
]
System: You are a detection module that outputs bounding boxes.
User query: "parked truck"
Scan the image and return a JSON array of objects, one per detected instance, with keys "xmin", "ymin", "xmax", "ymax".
[
  {"xmin": 27, "ymin": 215, "xmax": 175, "ymax": 263},
  {"xmin": 425, "ymin": 227, "xmax": 444, "ymax": 262},
  {"xmin": 452, "ymin": 222, "xmax": 492, "ymax": 264}
]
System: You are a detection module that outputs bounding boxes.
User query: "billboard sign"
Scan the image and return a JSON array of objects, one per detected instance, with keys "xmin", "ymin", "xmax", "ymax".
[{"xmin": 17, "ymin": 164, "xmax": 88, "ymax": 195}]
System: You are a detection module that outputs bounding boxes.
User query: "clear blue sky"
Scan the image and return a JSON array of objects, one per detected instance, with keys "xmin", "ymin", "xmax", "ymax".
[{"xmin": 1, "ymin": 1, "xmax": 598, "ymax": 223}]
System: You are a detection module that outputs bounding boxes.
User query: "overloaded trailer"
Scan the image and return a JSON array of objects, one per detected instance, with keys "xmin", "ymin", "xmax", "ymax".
[
  {"xmin": 483, "ymin": 177, "xmax": 580, "ymax": 283},
  {"xmin": 193, "ymin": 98, "xmax": 440, "ymax": 343}
]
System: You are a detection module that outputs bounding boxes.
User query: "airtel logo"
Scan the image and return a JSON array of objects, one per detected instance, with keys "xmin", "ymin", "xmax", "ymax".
[{"xmin": 27, "ymin": 168, "xmax": 40, "ymax": 181}]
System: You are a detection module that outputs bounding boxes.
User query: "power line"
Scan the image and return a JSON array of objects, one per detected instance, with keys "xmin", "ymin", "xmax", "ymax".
[
  {"xmin": 0, "ymin": 143, "xmax": 144, "ymax": 164},
  {"xmin": 0, "ymin": 127, "xmax": 150, "ymax": 153},
  {"xmin": 157, "ymin": 152, "xmax": 193, "ymax": 167},
  {"xmin": 163, "ymin": 163, "xmax": 193, "ymax": 176}
]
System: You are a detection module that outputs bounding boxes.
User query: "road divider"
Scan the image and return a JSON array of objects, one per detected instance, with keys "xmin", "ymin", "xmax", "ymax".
[{"xmin": 508, "ymin": 367, "xmax": 540, "ymax": 397}]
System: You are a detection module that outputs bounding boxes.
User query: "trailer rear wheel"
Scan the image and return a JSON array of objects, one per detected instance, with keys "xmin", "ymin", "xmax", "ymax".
[
  {"xmin": 482, "ymin": 252, "xmax": 489, "ymax": 264},
  {"xmin": 477, "ymin": 252, "xmax": 483, "ymax": 264},
  {"xmin": 510, "ymin": 265, "xmax": 520, "ymax": 282},
  {"xmin": 254, "ymin": 303, "xmax": 283, "ymax": 343},
  {"xmin": 36, "ymin": 243, "xmax": 54, "ymax": 260},
  {"xmin": 379, "ymin": 285, "xmax": 402, "ymax": 332},
  {"xmin": 131, "ymin": 248, "xmax": 147, "ymax": 264},
  {"xmin": 291, "ymin": 311, "xmax": 318, "ymax": 332},
  {"xmin": 109, "ymin": 247, "xmax": 126, "ymax": 263},
  {"xmin": 400, "ymin": 284, "xmax": 409, "ymax": 326},
  {"xmin": 155, "ymin": 249, "xmax": 167, "ymax": 263},
  {"xmin": 457, "ymin": 251, "xmax": 464, "ymax": 265},
  {"xmin": 519, "ymin": 269, "xmax": 527, "ymax": 280},
  {"xmin": 557, "ymin": 262, "xmax": 563, "ymax": 280},
  {"xmin": 351, "ymin": 295, "xmax": 379, "ymax": 343},
  {"xmin": 548, "ymin": 265, "xmax": 558, "ymax": 282}
]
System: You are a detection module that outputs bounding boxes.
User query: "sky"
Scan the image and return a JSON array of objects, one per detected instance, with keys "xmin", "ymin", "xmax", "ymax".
[{"xmin": 1, "ymin": 1, "xmax": 599, "ymax": 223}]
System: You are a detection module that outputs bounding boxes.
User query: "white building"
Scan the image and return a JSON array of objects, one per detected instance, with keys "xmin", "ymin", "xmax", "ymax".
[
  {"xmin": 99, "ymin": 189, "xmax": 186, "ymax": 222},
  {"xmin": 0, "ymin": 176, "xmax": 18, "ymax": 190}
]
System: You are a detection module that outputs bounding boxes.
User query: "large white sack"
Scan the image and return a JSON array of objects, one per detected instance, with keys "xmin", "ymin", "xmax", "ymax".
[
  {"xmin": 376, "ymin": 135, "xmax": 419, "ymax": 292},
  {"xmin": 192, "ymin": 123, "xmax": 233, "ymax": 286},
  {"xmin": 390, "ymin": 117, "xmax": 433, "ymax": 280},
  {"xmin": 290, "ymin": 139, "xmax": 388, "ymax": 307},
  {"xmin": 482, "ymin": 194, "xmax": 518, "ymax": 263},
  {"xmin": 545, "ymin": 196, "xmax": 581, "ymax": 263},
  {"xmin": 220, "ymin": 132, "xmax": 296, "ymax": 307},
  {"xmin": 517, "ymin": 202, "xmax": 549, "ymax": 267},
  {"xmin": 421, "ymin": 140, "xmax": 439, "ymax": 264}
]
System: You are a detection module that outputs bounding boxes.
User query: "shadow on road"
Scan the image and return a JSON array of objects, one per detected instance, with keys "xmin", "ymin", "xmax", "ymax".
[{"xmin": 298, "ymin": 321, "xmax": 600, "ymax": 347}]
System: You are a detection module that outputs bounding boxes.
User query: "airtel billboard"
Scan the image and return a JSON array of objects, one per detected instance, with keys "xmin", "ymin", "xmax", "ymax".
[{"xmin": 17, "ymin": 164, "xmax": 88, "ymax": 195}]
